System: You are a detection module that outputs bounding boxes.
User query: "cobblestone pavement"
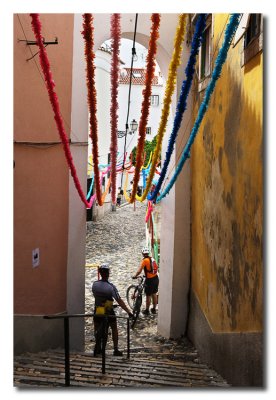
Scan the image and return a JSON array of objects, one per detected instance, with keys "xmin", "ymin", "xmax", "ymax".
[{"xmin": 85, "ymin": 201, "xmax": 163, "ymax": 353}]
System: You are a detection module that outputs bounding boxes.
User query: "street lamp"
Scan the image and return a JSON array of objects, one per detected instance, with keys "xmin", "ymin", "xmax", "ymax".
[
  {"xmin": 129, "ymin": 119, "xmax": 138, "ymax": 134},
  {"xmin": 117, "ymin": 119, "xmax": 138, "ymax": 138}
]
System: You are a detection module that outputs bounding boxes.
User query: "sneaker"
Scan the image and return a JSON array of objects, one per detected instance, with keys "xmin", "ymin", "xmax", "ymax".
[
  {"xmin": 151, "ymin": 308, "xmax": 157, "ymax": 314},
  {"xmin": 113, "ymin": 349, "xmax": 123, "ymax": 356},
  {"xmin": 142, "ymin": 309, "xmax": 150, "ymax": 315}
]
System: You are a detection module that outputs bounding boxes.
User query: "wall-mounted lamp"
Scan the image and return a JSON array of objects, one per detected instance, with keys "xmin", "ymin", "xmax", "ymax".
[
  {"xmin": 117, "ymin": 119, "xmax": 138, "ymax": 138},
  {"xmin": 129, "ymin": 119, "xmax": 138, "ymax": 134}
]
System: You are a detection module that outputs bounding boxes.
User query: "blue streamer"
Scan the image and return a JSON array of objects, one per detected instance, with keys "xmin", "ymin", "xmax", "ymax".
[
  {"xmin": 148, "ymin": 14, "xmax": 207, "ymax": 201},
  {"xmin": 142, "ymin": 169, "xmax": 146, "ymax": 189},
  {"xmin": 157, "ymin": 14, "xmax": 242, "ymax": 203},
  {"xmin": 86, "ymin": 175, "xmax": 95, "ymax": 200}
]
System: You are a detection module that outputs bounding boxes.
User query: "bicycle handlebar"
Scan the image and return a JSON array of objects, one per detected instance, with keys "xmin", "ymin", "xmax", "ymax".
[{"xmin": 132, "ymin": 275, "xmax": 144, "ymax": 282}]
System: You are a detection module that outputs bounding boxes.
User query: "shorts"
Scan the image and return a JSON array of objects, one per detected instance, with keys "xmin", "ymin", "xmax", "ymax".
[{"xmin": 144, "ymin": 275, "xmax": 159, "ymax": 296}]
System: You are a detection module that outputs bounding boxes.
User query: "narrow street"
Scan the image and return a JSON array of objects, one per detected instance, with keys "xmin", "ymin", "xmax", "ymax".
[{"xmin": 85, "ymin": 201, "xmax": 162, "ymax": 352}]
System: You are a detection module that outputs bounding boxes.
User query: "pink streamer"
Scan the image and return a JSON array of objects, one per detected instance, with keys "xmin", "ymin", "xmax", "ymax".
[
  {"xmin": 145, "ymin": 200, "xmax": 154, "ymax": 223},
  {"xmin": 30, "ymin": 14, "xmax": 91, "ymax": 208}
]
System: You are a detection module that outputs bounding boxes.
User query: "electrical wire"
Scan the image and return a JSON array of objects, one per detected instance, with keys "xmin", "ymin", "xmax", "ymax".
[{"xmin": 120, "ymin": 13, "xmax": 138, "ymax": 187}]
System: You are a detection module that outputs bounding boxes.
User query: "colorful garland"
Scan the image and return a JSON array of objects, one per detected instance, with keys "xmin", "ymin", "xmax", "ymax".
[
  {"xmin": 129, "ymin": 13, "xmax": 161, "ymax": 203},
  {"xmin": 82, "ymin": 14, "xmax": 103, "ymax": 206},
  {"xmin": 30, "ymin": 14, "xmax": 93, "ymax": 208},
  {"xmin": 137, "ymin": 14, "xmax": 187, "ymax": 202},
  {"xmin": 149, "ymin": 14, "xmax": 207, "ymax": 201},
  {"xmin": 157, "ymin": 14, "xmax": 242, "ymax": 202},
  {"xmin": 110, "ymin": 14, "xmax": 121, "ymax": 204}
]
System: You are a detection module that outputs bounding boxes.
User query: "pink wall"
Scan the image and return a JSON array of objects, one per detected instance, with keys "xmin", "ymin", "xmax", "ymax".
[{"xmin": 14, "ymin": 14, "xmax": 74, "ymax": 314}]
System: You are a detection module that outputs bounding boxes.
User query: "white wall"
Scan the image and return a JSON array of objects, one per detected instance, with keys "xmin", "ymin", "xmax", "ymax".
[
  {"xmin": 94, "ymin": 50, "xmax": 112, "ymax": 168},
  {"xmin": 117, "ymin": 83, "xmax": 165, "ymax": 159},
  {"xmin": 89, "ymin": 49, "xmax": 113, "ymax": 219},
  {"xmin": 67, "ymin": 14, "xmax": 88, "ymax": 350},
  {"xmin": 157, "ymin": 20, "xmax": 192, "ymax": 338}
]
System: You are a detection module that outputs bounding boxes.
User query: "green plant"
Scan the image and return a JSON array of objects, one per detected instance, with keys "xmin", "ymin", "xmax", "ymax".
[{"xmin": 131, "ymin": 135, "xmax": 160, "ymax": 166}]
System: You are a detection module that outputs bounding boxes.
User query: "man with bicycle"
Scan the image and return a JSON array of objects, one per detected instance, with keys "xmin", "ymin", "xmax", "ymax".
[
  {"xmin": 132, "ymin": 246, "xmax": 159, "ymax": 315},
  {"xmin": 92, "ymin": 264, "xmax": 133, "ymax": 356}
]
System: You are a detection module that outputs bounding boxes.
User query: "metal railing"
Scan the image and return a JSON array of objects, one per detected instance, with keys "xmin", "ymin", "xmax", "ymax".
[{"xmin": 44, "ymin": 312, "xmax": 130, "ymax": 386}]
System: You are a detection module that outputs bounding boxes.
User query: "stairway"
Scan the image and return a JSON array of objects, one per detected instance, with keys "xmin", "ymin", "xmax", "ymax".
[{"xmin": 14, "ymin": 347, "xmax": 230, "ymax": 388}]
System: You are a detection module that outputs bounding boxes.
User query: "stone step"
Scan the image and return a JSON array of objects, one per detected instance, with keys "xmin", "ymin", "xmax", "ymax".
[{"xmin": 14, "ymin": 350, "xmax": 230, "ymax": 388}]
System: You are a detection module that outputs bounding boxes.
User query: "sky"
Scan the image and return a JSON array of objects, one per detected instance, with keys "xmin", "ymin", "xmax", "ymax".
[{"xmin": 2, "ymin": 1, "xmax": 275, "ymax": 399}]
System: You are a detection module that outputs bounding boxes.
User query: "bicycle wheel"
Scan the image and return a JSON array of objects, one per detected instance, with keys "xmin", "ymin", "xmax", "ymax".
[{"xmin": 126, "ymin": 285, "xmax": 138, "ymax": 309}]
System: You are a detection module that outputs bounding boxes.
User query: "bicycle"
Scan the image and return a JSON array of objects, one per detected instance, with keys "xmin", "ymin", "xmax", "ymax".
[{"xmin": 126, "ymin": 276, "xmax": 145, "ymax": 328}]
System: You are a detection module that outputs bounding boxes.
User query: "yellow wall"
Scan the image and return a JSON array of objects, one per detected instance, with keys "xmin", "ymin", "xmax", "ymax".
[{"xmin": 191, "ymin": 14, "xmax": 263, "ymax": 332}]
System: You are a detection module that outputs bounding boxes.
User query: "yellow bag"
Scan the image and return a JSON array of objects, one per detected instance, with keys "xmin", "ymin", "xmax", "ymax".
[{"xmin": 95, "ymin": 306, "xmax": 105, "ymax": 315}]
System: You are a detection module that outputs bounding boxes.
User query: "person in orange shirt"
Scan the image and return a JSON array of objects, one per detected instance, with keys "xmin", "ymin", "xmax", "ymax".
[{"xmin": 132, "ymin": 246, "xmax": 159, "ymax": 315}]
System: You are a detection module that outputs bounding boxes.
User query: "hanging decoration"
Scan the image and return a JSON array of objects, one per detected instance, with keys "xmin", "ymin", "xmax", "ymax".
[
  {"xmin": 157, "ymin": 13, "xmax": 242, "ymax": 203},
  {"xmin": 86, "ymin": 175, "xmax": 95, "ymax": 200},
  {"xmin": 110, "ymin": 14, "xmax": 121, "ymax": 204},
  {"xmin": 149, "ymin": 13, "xmax": 207, "ymax": 202},
  {"xmin": 30, "ymin": 13, "xmax": 94, "ymax": 208},
  {"xmin": 145, "ymin": 202, "xmax": 159, "ymax": 264},
  {"xmin": 129, "ymin": 13, "xmax": 161, "ymax": 203},
  {"xmin": 145, "ymin": 200, "xmax": 154, "ymax": 223},
  {"xmin": 137, "ymin": 13, "xmax": 187, "ymax": 202},
  {"xmin": 82, "ymin": 13, "xmax": 103, "ymax": 206}
]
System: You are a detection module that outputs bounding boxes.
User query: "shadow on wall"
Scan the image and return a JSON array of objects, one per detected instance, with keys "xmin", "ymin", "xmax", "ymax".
[{"xmin": 189, "ymin": 52, "xmax": 263, "ymax": 386}]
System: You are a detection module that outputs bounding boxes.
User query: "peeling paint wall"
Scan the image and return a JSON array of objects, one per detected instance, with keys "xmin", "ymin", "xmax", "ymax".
[{"xmin": 191, "ymin": 14, "xmax": 263, "ymax": 333}]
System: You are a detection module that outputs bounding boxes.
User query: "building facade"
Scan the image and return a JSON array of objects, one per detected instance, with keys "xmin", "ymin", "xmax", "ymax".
[
  {"xmin": 187, "ymin": 14, "xmax": 263, "ymax": 386},
  {"xmin": 14, "ymin": 13, "xmax": 88, "ymax": 353}
]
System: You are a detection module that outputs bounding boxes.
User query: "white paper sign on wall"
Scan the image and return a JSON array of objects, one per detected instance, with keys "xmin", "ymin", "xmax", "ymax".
[{"xmin": 32, "ymin": 248, "xmax": 40, "ymax": 268}]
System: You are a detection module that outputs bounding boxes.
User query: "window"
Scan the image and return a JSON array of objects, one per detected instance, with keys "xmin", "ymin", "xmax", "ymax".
[
  {"xmin": 196, "ymin": 14, "xmax": 213, "ymax": 92},
  {"xmin": 244, "ymin": 14, "xmax": 261, "ymax": 48},
  {"xmin": 241, "ymin": 14, "xmax": 263, "ymax": 66},
  {"xmin": 150, "ymin": 95, "xmax": 159, "ymax": 106},
  {"xmin": 200, "ymin": 24, "xmax": 211, "ymax": 79},
  {"xmin": 146, "ymin": 127, "xmax": 151, "ymax": 135}
]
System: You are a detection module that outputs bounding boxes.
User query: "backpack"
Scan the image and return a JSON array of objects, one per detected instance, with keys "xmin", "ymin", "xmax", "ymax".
[{"xmin": 149, "ymin": 257, "xmax": 158, "ymax": 275}]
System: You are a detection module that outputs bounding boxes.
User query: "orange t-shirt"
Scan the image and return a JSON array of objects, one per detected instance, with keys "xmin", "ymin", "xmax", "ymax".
[{"xmin": 140, "ymin": 257, "xmax": 158, "ymax": 279}]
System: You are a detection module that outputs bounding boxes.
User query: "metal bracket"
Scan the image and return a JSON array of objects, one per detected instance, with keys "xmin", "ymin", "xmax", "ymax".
[{"xmin": 18, "ymin": 37, "xmax": 58, "ymax": 61}]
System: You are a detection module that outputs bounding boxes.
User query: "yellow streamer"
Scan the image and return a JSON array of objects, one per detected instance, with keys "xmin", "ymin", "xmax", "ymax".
[
  {"xmin": 122, "ymin": 153, "xmax": 153, "ymax": 202},
  {"xmin": 123, "ymin": 171, "xmax": 131, "ymax": 202},
  {"xmin": 136, "ymin": 14, "xmax": 187, "ymax": 202},
  {"xmin": 141, "ymin": 152, "xmax": 152, "ymax": 170},
  {"xmin": 135, "ymin": 152, "xmax": 152, "ymax": 200}
]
